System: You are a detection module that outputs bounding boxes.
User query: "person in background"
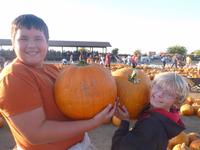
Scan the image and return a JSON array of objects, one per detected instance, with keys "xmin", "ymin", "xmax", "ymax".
[
  {"xmin": 86, "ymin": 54, "xmax": 94, "ymax": 64},
  {"xmin": 197, "ymin": 61, "xmax": 200, "ymax": 76},
  {"xmin": 171, "ymin": 54, "xmax": 178, "ymax": 68},
  {"xmin": 0, "ymin": 14, "xmax": 116, "ymax": 150},
  {"xmin": 61, "ymin": 58, "xmax": 67, "ymax": 65},
  {"xmin": 105, "ymin": 52, "xmax": 111, "ymax": 68},
  {"xmin": 111, "ymin": 72, "xmax": 189, "ymax": 150},
  {"xmin": 161, "ymin": 55, "xmax": 167, "ymax": 69},
  {"xmin": 0, "ymin": 55, "xmax": 5, "ymax": 69},
  {"xmin": 126, "ymin": 55, "xmax": 132, "ymax": 66},
  {"xmin": 69, "ymin": 54, "xmax": 74, "ymax": 64},
  {"xmin": 99, "ymin": 54, "xmax": 105, "ymax": 65},
  {"xmin": 186, "ymin": 55, "xmax": 192, "ymax": 68},
  {"xmin": 131, "ymin": 54, "xmax": 138, "ymax": 68}
]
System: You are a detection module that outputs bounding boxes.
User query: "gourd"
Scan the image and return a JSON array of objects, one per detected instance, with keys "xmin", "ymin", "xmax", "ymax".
[
  {"xmin": 112, "ymin": 67, "xmax": 151, "ymax": 119},
  {"xmin": 55, "ymin": 63, "xmax": 117, "ymax": 119}
]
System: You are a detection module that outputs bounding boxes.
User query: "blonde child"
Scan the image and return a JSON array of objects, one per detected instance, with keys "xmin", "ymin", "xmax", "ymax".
[{"xmin": 112, "ymin": 72, "xmax": 189, "ymax": 150}]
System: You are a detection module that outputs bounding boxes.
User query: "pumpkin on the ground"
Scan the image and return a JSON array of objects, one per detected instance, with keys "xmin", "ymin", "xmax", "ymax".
[
  {"xmin": 190, "ymin": 139, "xmax": 200, "ymax": 150},
  {"xmin": 187, "ymin": 132, "xmax": 200, "ymax": 145},
  {"xmin": 112, "ymin": 67, "xmax": 151, "ymax": 119},
  {"xmin": 180, "ymin": 104, "xmax": 194, "ymax": 116},
  {"xmin": 112, "ymin": 116, "xmax": 121, "ymax": 127},
  {"xmin": 168, "ymin": 131, "xmax": 189, "ymax": 150},
  {"xmin": 54, "ymin": 63, "xmax": 117, "ymax": 119},
  {"xmin": 172, "ymin": 143, "xmax": 189, "ymax": 150}
]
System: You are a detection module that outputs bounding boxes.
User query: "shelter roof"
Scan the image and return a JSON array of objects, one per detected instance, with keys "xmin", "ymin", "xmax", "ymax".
[{"xmin": 0, "ymin": 39, "xmax": 111, "ymax": 48}]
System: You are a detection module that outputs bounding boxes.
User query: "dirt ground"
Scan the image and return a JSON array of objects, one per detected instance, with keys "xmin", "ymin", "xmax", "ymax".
[{"xmin": 0, "ymin": 93, "xmax": 200, "ymax": 150}]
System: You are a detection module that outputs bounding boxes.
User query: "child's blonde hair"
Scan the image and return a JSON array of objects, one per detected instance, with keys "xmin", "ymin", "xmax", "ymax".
[{"xmin": 152, "ymin": 72, "xmax": 189, "ymax": 104}]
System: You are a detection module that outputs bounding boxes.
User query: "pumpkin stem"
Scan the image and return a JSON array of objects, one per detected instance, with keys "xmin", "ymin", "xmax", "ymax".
[
  {"xmin": 76, "ymin": 60, "xmax": 89, "ymax": 66},
  {"xmin": 128, "ymin": 69, "xmax": 140, "ymax": 84}
]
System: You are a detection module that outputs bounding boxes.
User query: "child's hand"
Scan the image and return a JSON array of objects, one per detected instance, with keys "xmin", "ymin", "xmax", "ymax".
[
  {"xmin": 115, "ymin": 103, "xmax": 130, "ymax": 121},
  {"xmin": 93, "ymin": 102, "xmax": 116, "ymax": 125}
]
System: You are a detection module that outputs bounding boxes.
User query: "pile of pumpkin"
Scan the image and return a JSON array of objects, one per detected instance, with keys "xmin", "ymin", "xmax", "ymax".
[
  {"xmin": 180, "ymin": 97, "xmax": 200, "ymax": 117},
  {"xmin": 167, "ymin": 131, "xmax": 200, "ymax": 150},
  {"xmin": 138, "ymin": 65, "xmax": 200, "ymax": 80}
]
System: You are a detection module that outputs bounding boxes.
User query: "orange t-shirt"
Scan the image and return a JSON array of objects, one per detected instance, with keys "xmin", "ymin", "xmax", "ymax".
[{"xmin": 0, "ymin": 59, "xmax": 83, "ymax": 150}]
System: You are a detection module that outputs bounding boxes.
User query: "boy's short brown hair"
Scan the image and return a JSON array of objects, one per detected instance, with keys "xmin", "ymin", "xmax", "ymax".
[{"xmin": 11, "ymin": 14, "xmax": 49, "ymax": 42}]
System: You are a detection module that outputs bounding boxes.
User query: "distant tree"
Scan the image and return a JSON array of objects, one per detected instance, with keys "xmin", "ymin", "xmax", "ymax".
[
  {"xmin": 167, "ymin": 45, "xmax": 187, "ymax": 55},
  {"xmin": 191, "ymin": 49, "xmax": 200, "ymax": 55},
  {"xmin": 111, "ymin": 48, "xmax": 119, "ymax": 55}
]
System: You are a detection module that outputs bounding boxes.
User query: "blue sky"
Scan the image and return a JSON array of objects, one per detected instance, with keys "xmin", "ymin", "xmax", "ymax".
[{"xmin": 0, "ymin": 0, "xmax": 200, "ymax": 54}]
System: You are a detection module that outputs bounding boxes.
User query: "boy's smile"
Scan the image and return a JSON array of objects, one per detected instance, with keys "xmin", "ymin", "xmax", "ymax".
[{"xmin": 13, "ymin": 28, "xmax": 48, "ymax": 68}]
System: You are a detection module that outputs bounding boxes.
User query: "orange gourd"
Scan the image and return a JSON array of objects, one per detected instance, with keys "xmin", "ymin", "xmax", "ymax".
[
  {"xmin": 55, "ymin": 63, "xmax": 117, "ymax": 119},
  {"xmin": 187, "ymin": 132, "xmax": 200, "ymax": 145},
  {"xmin": 180, "ymin": 104, "xmax": 194, "ymax": 116},
  {"xmin": 190, "ymin": 139, "xmax": 200, "ymax": 150},
  {"xmin": 112, "ymin": 116, "xmax": 121, "ymax": 127},
  {"xmin": 112, "ymin": 67, "xmax": 151, "ymax": 119},
  {"xmin": 168, "ymin": 131, "xmax": 189, "ymax": 150}
]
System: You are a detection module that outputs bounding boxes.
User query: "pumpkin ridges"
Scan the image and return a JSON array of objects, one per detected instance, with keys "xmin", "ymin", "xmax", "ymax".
[
  {"xmin": 55, "ymin": 64, "xmax": 117, "ymax": 119},
  {"xmin": 112, "ymin": 68, "xmax": 151, "ymax": 119}
]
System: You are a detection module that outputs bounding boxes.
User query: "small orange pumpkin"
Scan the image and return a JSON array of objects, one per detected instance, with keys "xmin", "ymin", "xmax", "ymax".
[
  {"xmin": 112, "ymin": 67, "xmax": 151, "ymax": 119},
  {"xmin": 180, "ymin": 104, "xmax": 194, "ymax": 116},
  {"xmin": 192, "ymin": 103, "xmax": 200, "ymax": 114},
  {"xmin": 112, "ymin": 116, "xmax": 121, "ymax": 127},
  {"xmin": 187, "ymin": 132, "xmax": 200, "ymax": 145},
  {"xmin": 55, "ymin": 63, "xmax": 117, "ymax": 119},
  {"xmin": 172, "ymin": 143, "xmax": 190, "ymax": 150},
  {"xmin": 184, "ymin": 97, "xmax": 194, "ymax": 105},
  {"xmin": 168, "ymin": 132, "xmax": 189, "ymax": 150},
  {"xmin": 190, "ymin": 139, "xmax": 200, "ymax": 150}
]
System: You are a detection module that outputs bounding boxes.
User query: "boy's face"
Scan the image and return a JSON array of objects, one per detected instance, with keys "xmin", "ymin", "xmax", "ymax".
[
  {"xmin": 13, "ymin": 27, "xmax": 48, "ymax": 68},
  {"xmin": 150, "ymin": 84, "xmax": 176, "ymax": 110}
]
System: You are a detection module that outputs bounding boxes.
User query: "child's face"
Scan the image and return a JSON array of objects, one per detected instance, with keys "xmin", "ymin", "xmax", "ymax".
[
  {"xmin": 13, "ymin": 27, "xmax": 48, "ymax": 68},
  {"xmin": 150, "ymin": 84, "xmax": 176, "ymax": 110}
]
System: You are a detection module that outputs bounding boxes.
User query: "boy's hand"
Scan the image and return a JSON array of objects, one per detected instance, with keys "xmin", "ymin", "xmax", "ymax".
[{"xmin": 93, "ymin": 101, "xmax": 116, "ymax": 125}]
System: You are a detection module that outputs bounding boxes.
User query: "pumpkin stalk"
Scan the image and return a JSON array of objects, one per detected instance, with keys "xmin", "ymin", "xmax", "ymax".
[
  {"xmin": 76, "ymin": 60, "xmax": 88, "ymax": 66},
  {"xmin": 128, "ymin": 69, "xmax": 140, "ymax": 84}
]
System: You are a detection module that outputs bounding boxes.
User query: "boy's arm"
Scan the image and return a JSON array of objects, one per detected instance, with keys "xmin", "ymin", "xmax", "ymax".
[
  {"xmin": 111, "ymin": 120, "xmax": 130, "ymax": 150},
  {"xmin": 9, "ymin": 104, "xmax": 115, "ymax": 145}
]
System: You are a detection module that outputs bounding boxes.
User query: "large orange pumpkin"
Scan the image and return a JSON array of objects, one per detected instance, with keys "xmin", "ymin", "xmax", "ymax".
[
  {"xmin": 55, "ymin": 63, "xmax": 117, "ymax": 119},
  {"xmin": 112, "ymin": 67, "xmax": 151, "ymax": 119}
]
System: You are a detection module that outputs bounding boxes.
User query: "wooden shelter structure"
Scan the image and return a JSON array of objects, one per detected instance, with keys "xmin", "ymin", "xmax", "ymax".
[{"xmin": 0, "ymin": 39, "xmax": 111, "ymax": 53}]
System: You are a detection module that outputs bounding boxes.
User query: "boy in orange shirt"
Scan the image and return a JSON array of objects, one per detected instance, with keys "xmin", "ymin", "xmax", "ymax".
[{"xmin": 0, "ymin": 14, "xmax": 115, "ymax": 150}]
